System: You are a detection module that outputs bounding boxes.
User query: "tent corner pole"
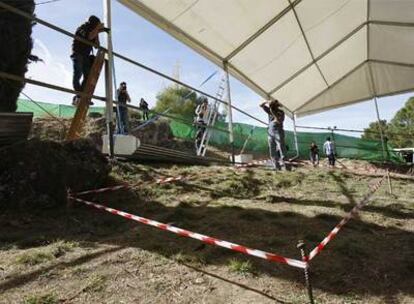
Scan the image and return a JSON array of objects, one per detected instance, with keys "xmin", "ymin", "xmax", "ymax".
[
  {"xmin": 224, "ymin": 62, "xmax": 235, "ymax": 164},
  {"xmin": 104, "ymin": 0, "xmax": 114, "ymax": 158},
  {"xmin": 291, "ymin": 113, "xmax": 299, "ymax": 160},
  {"xmin": 373, "ymin": 97, "xmax": 387, "ymax": 163}
]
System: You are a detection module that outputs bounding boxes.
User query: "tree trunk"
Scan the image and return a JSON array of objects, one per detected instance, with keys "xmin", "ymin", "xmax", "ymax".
[{"xmin": 0, "ymin": 0, "xmax": 35, "ymax": 112}]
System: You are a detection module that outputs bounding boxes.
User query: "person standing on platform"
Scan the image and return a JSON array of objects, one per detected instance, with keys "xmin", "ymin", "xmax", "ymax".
[
  {"xmin": 260, "ymin": 99, "xmax": 286, "ymax": 171},
  {"xmin": 116, "ymin": 82, "xmax": 131, "ymax": 134}
]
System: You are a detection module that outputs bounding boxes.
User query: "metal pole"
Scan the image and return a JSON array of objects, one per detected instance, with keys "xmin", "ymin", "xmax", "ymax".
[
  {"xmin": 297, "ymin": 241, "xmax": 315, "ymax": 304},
  {"xmin": 292, "ymin": 113, "xmax": 299, "ymax": 159},
  {"xmin": 386, "ymin": 169, "xmax": 393, "ymax": 196},
  {"xmin": 104, "ymin": 0, "xmax": 114, "ymax": 158},
  {"xmin": 374, "ymin": 97, "xmax": 387, "ymax": 162},
  {"xmin": 224, "ymin": 63, "xmax": 235, "ymax": 163}
]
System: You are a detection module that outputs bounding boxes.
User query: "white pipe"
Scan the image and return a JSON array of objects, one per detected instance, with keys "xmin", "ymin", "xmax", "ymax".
[
  {"xmin": 104, "ymin": 0, "xmax": 115, "ymax": 156},
  {"xmin": 224, "ymin": 64, "xmax": 235, "ymax": 162},
  {"xmin": 104, "ymin": 0, "xmax": 114, "ymax": 127}
]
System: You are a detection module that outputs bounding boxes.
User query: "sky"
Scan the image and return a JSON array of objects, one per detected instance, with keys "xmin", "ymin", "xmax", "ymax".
[{"xmin": 23, "ymin": 0, "xmax": 413, "ymax": 136}]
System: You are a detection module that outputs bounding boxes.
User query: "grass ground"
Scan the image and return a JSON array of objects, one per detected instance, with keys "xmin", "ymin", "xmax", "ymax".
[{"xmin": 0, "ymin": 161, "xmax": 413, "ymax": 304}]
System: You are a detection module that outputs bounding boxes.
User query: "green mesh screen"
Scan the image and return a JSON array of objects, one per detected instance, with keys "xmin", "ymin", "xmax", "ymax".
[{"xmin": 18, "ymin": 99, "xmax": 402, "ymax": 163}]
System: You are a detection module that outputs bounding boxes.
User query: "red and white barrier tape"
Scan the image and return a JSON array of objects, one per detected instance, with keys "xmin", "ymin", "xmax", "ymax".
[
  {"xmin": 308, "ymin": 175, "xmax": 385, "ymax": 261},
  {"xmin": 69, "ymin": 196, "xmax": 307, "ymax": 269},
  {"xmin": 155, "ymin": 176, "xmax": 184, "ymax": 184},
  {"xmin": 73, "ymin": 175, "xmax": 184, "ymax": 196},
  {"xmin": 74, "ymin": 185, "xmax": 129, "ymax": 196}
]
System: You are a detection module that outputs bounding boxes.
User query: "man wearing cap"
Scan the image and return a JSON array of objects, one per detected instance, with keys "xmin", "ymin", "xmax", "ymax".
[
  {"xmin": 71, "ymin": 15, "xmax": 108, "ymax": 105},
  {"xmin": 260, "ymin": 99, "xmax": 286, "ymax": 171}
]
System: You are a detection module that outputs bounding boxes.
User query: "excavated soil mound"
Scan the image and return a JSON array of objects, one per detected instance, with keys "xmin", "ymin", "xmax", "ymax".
[
  {"xmin": 0, "ymin": 139, "xmax": 110, "ymax": 211},
  {"xmin": 30, "ymin": 117, "xmax": 194, "ymax": 152}
]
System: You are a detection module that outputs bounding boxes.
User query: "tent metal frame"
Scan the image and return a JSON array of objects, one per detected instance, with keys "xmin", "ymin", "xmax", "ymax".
[{"xmin": 118, "ymin": 0, "xmax": 414, "ymax": 117}]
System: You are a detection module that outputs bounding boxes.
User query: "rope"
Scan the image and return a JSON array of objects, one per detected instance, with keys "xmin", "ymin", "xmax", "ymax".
[{"xmin": 20, "ymin": 91, "xmax": 66, "ymax": 128}]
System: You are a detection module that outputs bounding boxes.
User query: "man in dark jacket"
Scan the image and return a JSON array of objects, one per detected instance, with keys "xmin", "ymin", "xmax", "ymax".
[
  {"xmin": 139, "ymin": 98, "xmax": 149, "ymax": 121},
  {"xmin": 260, "ymin": 99, "xmax": 286, "ymax": 171},
  {"xmin": 116, "ymin": 82, "xmax": 131, "ymax": 133},
  {"xmin": 71, "ymin": 15, "xmax": 108, "ymax": 105}
]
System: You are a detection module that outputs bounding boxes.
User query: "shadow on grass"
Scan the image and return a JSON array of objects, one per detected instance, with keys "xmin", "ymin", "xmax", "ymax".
[
  {"xmin": 181, "ymin": 263, "xmax": 289, "ymax": 304},
  {"xmin": 0, "ymin": 246, "xmax": 124, "ymax": 293},
  {"xmin": 1, "ymin": 185, "xmax": 413, "ymax": 300},
  {"xmin": 264, "ymin": 195, "xmax": 414, "ymax": 220}
]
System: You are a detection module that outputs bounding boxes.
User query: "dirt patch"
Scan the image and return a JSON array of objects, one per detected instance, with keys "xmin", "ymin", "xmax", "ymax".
[
  {"xmin": 30, "ymin": 117, "xmax": 197, "ymax": 154},
  {"xmin": 0, "ymin": 138, "xmax": 110, "ymax": 211}
]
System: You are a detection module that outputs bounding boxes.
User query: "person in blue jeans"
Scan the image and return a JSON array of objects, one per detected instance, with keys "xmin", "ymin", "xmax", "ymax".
[
  {"xmin": 116, "ymin": 82, "xmax": 131, "ymax": 134},
  {"xmin": 323, "ymin": 137, "xmax": 336, "ymax": 167},
  {"xmin": 260, "ymin": 99, "xmax": 286, "ymax": 171},
  {"xmin": 71, "ymin": 15, "xmax": 108, "ymax": 106}
]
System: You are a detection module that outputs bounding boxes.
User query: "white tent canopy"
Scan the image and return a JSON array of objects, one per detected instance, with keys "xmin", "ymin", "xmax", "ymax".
[{"xmin": 119, "ymin": 0, "xmax": 414, "ymax": 117}]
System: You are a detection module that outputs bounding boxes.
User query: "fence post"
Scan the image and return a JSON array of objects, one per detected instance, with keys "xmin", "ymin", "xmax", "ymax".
[{"xmin": 297, "ymin": 240, "xmax": 315, "ymax": 304}]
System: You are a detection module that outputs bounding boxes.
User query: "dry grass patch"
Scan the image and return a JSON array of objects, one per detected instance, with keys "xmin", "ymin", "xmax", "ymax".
[
  {"xmin": 228, "ymin": 259, "xmax": 255, "ymax": 275},
  {"xmin": 23, "ymin": 293, "xmax": 58, "ymax": 304}
]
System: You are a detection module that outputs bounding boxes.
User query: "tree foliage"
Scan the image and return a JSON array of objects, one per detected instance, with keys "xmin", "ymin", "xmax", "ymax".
[
  {"xmin": 154, "ymin": 85, "xmax": 201, "ymax": 118},
  {"xmin": 362, "ymin": 97, "xmax": 414, "ymax": 148},
  {"xmin": 361, "ymin": 119, "xmax": 388, "ymax": 141},
  {"xmin": 388, "ymin": 97, "xmax": 414, "ymax": 148},
  {"xmin": 0, "ymin": 0, "xmax": 35, "ymax": 112}
]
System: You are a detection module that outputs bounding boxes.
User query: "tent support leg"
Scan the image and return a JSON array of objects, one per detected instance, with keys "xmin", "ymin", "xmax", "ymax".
[
  {"xmin": 291, "ymin": 113, "xmax": 299, "ymax": 160},
  {"xmin": 224, "ymin": 63, "xmax": 235, "ymax": 164},
  {"xmin": 104, "ymin": 0, "xmax": 114, "ymax": 158},
  {"xmin": 374, "ymin": 97, "xmax": 387, "ymax": 162}
]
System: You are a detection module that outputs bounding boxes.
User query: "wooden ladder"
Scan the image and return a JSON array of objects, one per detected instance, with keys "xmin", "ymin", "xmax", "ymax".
[{"xmin": 66, "ymin": 49, "xmax": 105, "ymax": 141}]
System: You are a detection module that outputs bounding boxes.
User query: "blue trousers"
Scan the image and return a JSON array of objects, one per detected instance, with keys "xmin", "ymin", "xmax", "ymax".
[
  {"xmin": 71, "ymin": 54, "xmax": 92, "ymax": 93},
  {"xmin": 268, "ymin": 129, "xmax": 286, "ymax": 169},
  {"xmin": 118, "ymin": 106, "xmax": 129, "ymax": 134}
]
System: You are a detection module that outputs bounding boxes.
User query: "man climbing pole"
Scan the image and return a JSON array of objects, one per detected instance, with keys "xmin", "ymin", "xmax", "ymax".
[
  {"xmin": 260, "ymin": 99, "xmax": 286, "ymax": 171},
  {"xmin": 71, "ymin": 15, "xmax": 109, "ymax": 106}
]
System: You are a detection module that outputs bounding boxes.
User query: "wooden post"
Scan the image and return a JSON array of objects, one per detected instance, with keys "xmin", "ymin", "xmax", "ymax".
[{"xmin": 66, "ymin": 50, "xmax": 105, "ymax": 140}]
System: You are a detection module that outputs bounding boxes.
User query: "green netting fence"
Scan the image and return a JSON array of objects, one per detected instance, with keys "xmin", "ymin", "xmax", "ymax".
[
  {"xmin": 170, "ymin": 118, "xmax": 402, "ymax": 163},
  {"xmin": 18, "ymin": 99, "xmax": 402, "ymax": 163},
  {"xmin": 17, "ymin": 99, "xmax": 105, "ymax": 118}
]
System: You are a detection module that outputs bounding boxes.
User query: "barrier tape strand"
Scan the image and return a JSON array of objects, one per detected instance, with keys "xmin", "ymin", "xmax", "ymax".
[
  {"xmin": 69, "ymin": 196, "xmax": 307, "ymax": 269},
  {"xmin": 308, "ymin": 175, "xmax": 385, "ymax": 261},
  {"xmin": 73, "ymin": 176, "xmax": 185, "ymax": 196}
]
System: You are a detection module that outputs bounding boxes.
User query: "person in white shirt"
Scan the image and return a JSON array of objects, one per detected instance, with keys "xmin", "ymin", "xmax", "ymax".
[{"xmin": 323, "ymin": 137, "xmax": 335, "ymax": 167}]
